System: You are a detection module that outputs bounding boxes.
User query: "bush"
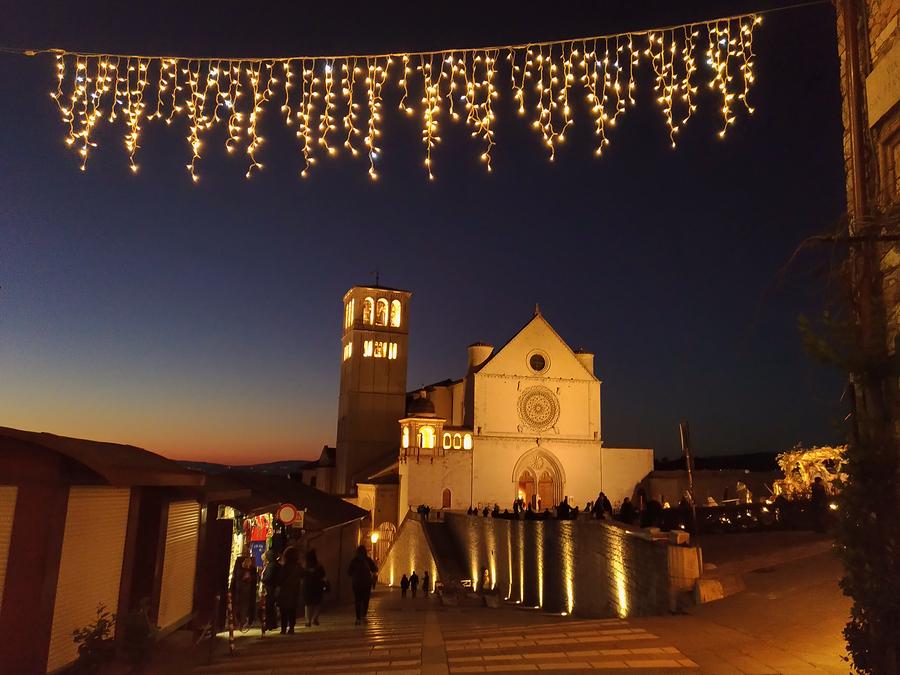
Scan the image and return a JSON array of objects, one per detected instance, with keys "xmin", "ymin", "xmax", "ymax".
[{"xmin": 72, "ymin": 604, "xmax": 116, "ymax": 674}]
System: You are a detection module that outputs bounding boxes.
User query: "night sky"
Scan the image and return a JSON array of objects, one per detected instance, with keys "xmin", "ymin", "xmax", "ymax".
[{"xmin": 0, "ymin": 1, "xmax": 846, "ymax": 463}]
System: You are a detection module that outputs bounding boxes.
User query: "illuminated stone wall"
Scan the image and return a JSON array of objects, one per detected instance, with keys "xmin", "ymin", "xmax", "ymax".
[
  {"xmin": 377, "ymin": 513, "xmax": 439, "ymax": 589},
  {"xmin": 444, "ymin": 513, "xmax": 673, "ymax": 618}
]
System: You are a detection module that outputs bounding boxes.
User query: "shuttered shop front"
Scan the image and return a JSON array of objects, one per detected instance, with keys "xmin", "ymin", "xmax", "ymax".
[
  {"xmin": 46, "ymin": 487, "xmax": 130, "ymax": 673},
  {"xmin": 157, "ymin": 500, "xmax": 201, "ymax": 631},
  {"xmin": 0, "ymin": 486, "xmax": 16, "ymax": 616}
]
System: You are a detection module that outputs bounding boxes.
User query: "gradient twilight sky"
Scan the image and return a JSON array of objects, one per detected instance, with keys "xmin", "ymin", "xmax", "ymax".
[{"xmin": 0, "ymin": 1, "xmax": 845, "ymax": 464}]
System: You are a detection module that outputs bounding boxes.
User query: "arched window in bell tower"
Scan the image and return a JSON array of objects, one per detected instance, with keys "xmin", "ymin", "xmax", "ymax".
[
  {"xmin": 375, "ymin": 298, "xmax": 388, "ymax": 326},
  {"xmin": 390, "ymin": 299, "xmax": 401, "ymax": 327},
  {"xmin": 363, "ymin": 297, "xmax": 375, "ymax": 324}
]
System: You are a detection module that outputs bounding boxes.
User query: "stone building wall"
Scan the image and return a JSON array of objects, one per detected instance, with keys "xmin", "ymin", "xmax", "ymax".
[
  {"xmin": 835, "ymin": 0, "xmax": 900, "ymax": 386},
  {"xmin": 443, "ymin": 513, "xmax": 681, "ymax": 618}
]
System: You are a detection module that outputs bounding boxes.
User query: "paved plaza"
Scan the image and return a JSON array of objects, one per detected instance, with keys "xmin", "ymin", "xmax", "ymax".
[{"xmin": 180, "ymin": 550, "xmax": 848, "ymax": 675}]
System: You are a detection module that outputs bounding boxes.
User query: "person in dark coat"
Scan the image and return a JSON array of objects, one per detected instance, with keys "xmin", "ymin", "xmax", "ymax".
[
  {"xmin": 303, "ymin": 549, "xmax": 327, "ymax": 627},
  {"xmin": 260, "ymin": 550, "xmax": 280, "ymax": 630},
  {"xmin": 230, "ymin": 552, "xmax": 257, "ymax": 629},
  {"xmin": 348, "ymin": 545, "xmax": 378, "ymax": 625},
  {"xmin": 618, "ymin": 497, "xmax": 636, "ymax": 525},
  {"xmin": 409, "ymin": 571, "xmax": 419, "ymax": 598},
  {"xmin": 400, "ymin": 574, "xmax": 409, "ymax": 598},
  {"xmin": 423, "ymin": 571, "xmax": 430, "ymax": 596},
  {"xmin": 276, "ymin": 546, "xmax": 303, "ymax": 634},
  {"xmin": 810, "ymin": 476, "xmax": 828, "ymax": 532}
]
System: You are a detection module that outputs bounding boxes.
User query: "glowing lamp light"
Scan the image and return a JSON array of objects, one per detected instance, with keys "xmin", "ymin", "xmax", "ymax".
[
  {"xmin": 370, "ymin": 531, "xmax": 380, "ymax": 544},
  {"xmin": 41, "ymin": 10, "xmax": 761, "ymax": 180}
]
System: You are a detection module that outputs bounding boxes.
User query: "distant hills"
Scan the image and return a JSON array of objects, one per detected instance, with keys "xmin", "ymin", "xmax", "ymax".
[{"xmin": 178, "ymin": 459, "xmax": 312, "ymax": 475}]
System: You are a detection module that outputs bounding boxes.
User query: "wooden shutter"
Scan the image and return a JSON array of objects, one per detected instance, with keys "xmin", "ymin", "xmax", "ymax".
[
  {"xmin": 0, "ymin": 486, "xmax": 16, "ymax": 616},
  {"xmin": 46, "ymin": 487, "xmax": 130, "ymax": 673},
  {"xmin": 156, "ymin": 500, "xmax": 200, "ymax": 631}
]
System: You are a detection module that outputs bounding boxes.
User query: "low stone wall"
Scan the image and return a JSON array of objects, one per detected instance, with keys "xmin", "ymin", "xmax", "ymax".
[{"xmin": 443, "ymin": 512, "xmax": 696, "ymax": 618}]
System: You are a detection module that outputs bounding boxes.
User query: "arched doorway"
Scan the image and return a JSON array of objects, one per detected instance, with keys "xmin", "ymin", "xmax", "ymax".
[
  {"xmin": 441, "ymin": 488, "xmax": 452, "ymax": 509},
  {"xmin": 372, "ymin": 522, "xmax": 396, "ymax": 564},
  {"xmin": 513, "ymin": 448, "xmax": 565, "ymax": 509}
]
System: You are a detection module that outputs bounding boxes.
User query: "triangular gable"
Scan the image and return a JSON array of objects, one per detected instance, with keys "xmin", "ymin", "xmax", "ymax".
[{"xmin": 476, "ymin": 313, "xmax": 597, "ymax": 380}]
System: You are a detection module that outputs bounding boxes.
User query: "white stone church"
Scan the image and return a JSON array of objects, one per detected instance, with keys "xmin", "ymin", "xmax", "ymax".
[{"xmin": 307, "ymin": 284, "xmax": 653, "ymax": 535}]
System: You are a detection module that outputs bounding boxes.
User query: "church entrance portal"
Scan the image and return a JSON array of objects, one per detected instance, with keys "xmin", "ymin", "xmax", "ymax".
[
  {"xmin": 513, "ymin": 449, "xmax": 564, "ymax": 510},
  {"xmin": 517, "ymin": 469, "xmax": 556, "ymax": 509}
]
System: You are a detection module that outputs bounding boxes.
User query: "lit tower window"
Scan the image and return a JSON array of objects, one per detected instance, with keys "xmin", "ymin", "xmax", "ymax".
[
  {"xmin": 363, "ymin": 297, "xmax": 375, "ymax": 324},
  {"xmin": 390, "ymin": 299, "xmax": 402, "ymax": 327},
  {"xmin": 402, "ymin": 426, "xmax": 410, "ymax": 448},
  {"xmin": 375, "ymin": 298, "xmax": 388, "ymax": 325}
]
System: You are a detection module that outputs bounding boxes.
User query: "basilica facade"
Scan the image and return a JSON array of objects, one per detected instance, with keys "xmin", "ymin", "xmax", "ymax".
[{"xmin": 327, "ymin": 285, "xmax": 653, "ymax": 532}]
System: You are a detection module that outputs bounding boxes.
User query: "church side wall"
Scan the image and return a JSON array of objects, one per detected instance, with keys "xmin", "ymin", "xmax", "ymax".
[
  {"xmin": 600, "ymin": 448, "xmax": 654, "ymax": 507},
  {"xmin": 444, "ymin": 513, "xmax": 673, "ymax": 618}
]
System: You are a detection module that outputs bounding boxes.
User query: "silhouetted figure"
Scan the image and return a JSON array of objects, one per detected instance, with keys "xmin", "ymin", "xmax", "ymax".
[
  {"xmin": 423, "ymin": 571, "xmax": 430, "ymax": 596},
  {"xmin": 410, "ymin": 571, "xmax": 419, "ymax": 598},
  {"xmin": 482, "ymin": 506, "xmax": 489, "ymax": 517},
  {"xmin": 260, "ymin": 550, "xmax": 279, "ymax": 630},
  {"xmin": 491, "ymin": 503, "xmax": 500, "ymax": 518},
  {"xmin": 641, "ymin": 499, "xmax": 663, "ymax": 528},
  {"xmin": 400, "ymin": 574, "xmax": 409, "ymax": 598},
  {"xmin": 618, "ymin": 497, "xmax": 636, "ymax": 525},
  {"xmin": 348, "ymin": 545, "xmax": 378, "ymax": 625},
  {"xmin": 557, "ymin": 497, "xmax": 571, "ymax": 520},
  {"xmin": 231, "ymin": 552, "xmax": 258, "ymax": 629},
  {"xmin": 276, "ymin": 546, "xmax": 303, "ymax": 634},
  {"xmin": 302, "ymin": 549, "xmax": 327, "ymax": 627},
  {"xmin": 810, "ymin": 477, "xmax": 828, "ymax": 532}
]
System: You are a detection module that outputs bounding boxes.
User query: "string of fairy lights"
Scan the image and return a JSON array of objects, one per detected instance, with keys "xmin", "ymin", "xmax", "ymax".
[{"xmin": 22, "ymin": 11, "xmax": 767, "ymax": 181}]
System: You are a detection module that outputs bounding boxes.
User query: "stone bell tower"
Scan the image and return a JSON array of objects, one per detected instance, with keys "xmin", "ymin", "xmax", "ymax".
[{"xmin": 334, "ymin": 284, "xmax": 411, "ymax": 494}]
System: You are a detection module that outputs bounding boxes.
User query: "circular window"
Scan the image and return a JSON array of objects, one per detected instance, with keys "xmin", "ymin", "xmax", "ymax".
[
  {"xmin": 529, "ymin": 352, "xmax": 547, "ymax": 373},
  {"xmin": 517, "ymin": 386, "xmax": 560, "ymax": 431}
]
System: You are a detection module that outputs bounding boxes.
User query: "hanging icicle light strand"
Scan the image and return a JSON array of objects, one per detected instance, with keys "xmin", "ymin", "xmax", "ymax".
[{"xmin": 16, "ymin": 10, "xmax": 772, "ymax": 181}]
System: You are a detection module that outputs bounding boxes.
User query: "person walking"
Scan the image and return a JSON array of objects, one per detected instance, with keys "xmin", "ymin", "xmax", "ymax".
[
  {"xmin": 409, "ymin": 570, "xmax": 419, "ymax": 598},
  {"xmin": 422, "ymin": 571, "xmax": 430, "ymax": 597},
  {"xmin": 276, "ymin": 546, "xmax": 303, "ymax": 634},
  {"xmin": 260, "ymin": 550, "xmax": 280, "ymax": 631},
  {"xmin": 302, "ymin": 549, "xmax": 328, "ymax": 627},
  {"xmin": 348, "ymin": 545, "xmax": 378, "ymax": 625},
  {"xmin": 400, "ymin": 574, "xmax": 409, "ymax": 598}
]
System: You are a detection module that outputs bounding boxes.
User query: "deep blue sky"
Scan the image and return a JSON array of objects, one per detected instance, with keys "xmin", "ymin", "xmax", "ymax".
[{"xmin": 0, "ymin": 1, "xmax": 845, "ymax": 463}]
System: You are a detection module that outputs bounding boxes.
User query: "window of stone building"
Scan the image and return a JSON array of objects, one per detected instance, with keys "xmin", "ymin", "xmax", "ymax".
[
  {"xmin": 452, "ymin": 433, "xmax": 462, "ymax": 449},
  {"xmin": 363, "ymin": 297, "xmax": 375, "ymax": 324},
  {"xmin": 388, "ymin": 342, "xmax": 398, "ymax": 360},
  {"xmin": 374, "ymin": 341, "xmax": 385, "ymax": 358},
  {"xmin": 363, "ymin": 340, "xmax": 373, "ymax": 357},
  {"xmin": 419, "ymin": 426, "xmax": 435, "ymax": 449},
  {"xmin": 442, "ymin": 432, "xmax": 452, "ymax": 449},
  {"xmin": 463, "ymin": 433, "xmax": 473, "ymax": 450},
  {"xmin": 402, "ymin": 426, "xmax": 410, "ymax": 448},
  {"xmin": 344, "ymin": 299, "xmax": 355, "ymax": 328},
  {"xmin": 390, "ymin": 299, "xmax": 402, "ymax": 327},
  {"xmin": 375, "ymin": 298, "xmax": 389, "ymax": 325}
]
